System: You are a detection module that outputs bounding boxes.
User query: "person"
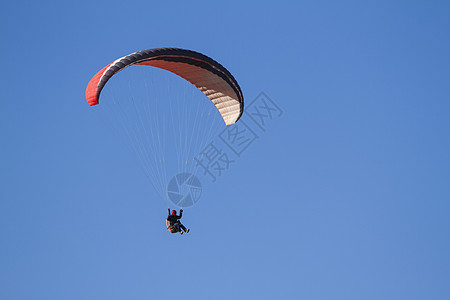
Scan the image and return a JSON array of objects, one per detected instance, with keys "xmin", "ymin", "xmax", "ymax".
[{"xmin": 166, "ymin": 208, "xmax": 190, "ymax": 235}]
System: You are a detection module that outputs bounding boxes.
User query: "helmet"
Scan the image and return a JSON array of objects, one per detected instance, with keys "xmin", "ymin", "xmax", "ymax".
[{"xmin": 172, "ymin": 210, "xmax": 176, "ymax": 215}]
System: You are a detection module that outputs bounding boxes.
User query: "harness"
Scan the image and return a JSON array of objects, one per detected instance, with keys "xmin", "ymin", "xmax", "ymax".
[{"xmin": 166, "ymin": 219, "xmax": 180, "ymax": 233}]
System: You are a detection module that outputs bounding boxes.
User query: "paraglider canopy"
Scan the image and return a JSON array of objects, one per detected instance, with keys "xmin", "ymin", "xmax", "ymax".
[{"xmin": 86, "ymin": 48, "xmax": 244, "ymax": 125}]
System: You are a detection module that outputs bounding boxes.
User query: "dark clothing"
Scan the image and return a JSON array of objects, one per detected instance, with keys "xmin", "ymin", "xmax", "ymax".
[
  {"xmin": 167, "ymin": 210, "xmax": 182, "ymax": 224},
  {"xmin": 166, "ymin": 209, "xmax": 187, "ymax": 233}
]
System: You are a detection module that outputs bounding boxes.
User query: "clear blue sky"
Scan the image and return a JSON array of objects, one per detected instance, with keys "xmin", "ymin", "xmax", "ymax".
[{"xmin": 1, "ymin": 1, "xmax": 450, "ymax": 299}]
